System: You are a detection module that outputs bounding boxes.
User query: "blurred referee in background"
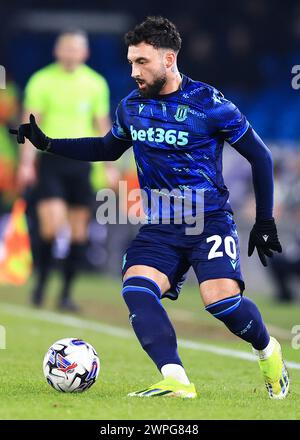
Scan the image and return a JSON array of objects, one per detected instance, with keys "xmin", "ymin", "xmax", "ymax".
[{"xmin": 17, "ymin": 30, "xmax": 112, "ymax": 311}]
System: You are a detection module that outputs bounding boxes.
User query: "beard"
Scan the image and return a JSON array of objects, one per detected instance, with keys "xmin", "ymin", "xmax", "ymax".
[{"xmin": 138, "ymin": 73, "xmax": 167, "ymax": 98}]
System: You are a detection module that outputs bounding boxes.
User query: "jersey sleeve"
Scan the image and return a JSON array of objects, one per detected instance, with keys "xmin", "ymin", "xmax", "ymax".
[
  {"xmin": 205, "ymin": 88, "xmax": 250, "ymax": 144},
  {"xmin": 111, "ymin": 99, "xmax": 132, "ymax": 141},
  {"xmin": 92, "ymin": 75, "xmax": 110, "ymax": 118},
  {"xmin": 23, "ymin": 72, "xmax": 48, "ymax": 113}
]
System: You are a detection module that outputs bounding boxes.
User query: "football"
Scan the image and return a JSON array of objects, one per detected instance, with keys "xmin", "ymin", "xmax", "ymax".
[{"xmin": 43, "ymin": 338, "xmax": 100, "ymax": 393}]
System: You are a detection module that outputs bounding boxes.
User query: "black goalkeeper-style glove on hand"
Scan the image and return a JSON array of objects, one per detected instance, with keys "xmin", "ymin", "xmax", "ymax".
[
  {"xmin": 9, "ymin": 114, "xmax": 51, "ymax": 151},
  {"xmin": 248, "ymin": 218, "xmax": 282, "ymax": 267}
]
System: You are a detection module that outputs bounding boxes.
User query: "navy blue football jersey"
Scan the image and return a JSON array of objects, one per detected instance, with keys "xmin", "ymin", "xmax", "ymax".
[{"xmin": 111, "ymin": 74, "xmax": 249, "ymax": 222}]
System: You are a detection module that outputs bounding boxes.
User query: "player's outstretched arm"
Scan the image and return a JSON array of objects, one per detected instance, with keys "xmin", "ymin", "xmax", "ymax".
[
  {"xmin": 10, "ymin": 114, "xmax": 131, "ymax": 162},
  {"xmin": 232, "ymin": 126, "xmax": 282, "ymax": 266}
]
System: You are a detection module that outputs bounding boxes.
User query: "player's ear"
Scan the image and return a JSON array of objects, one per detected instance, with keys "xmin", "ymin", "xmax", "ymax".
[{"xmin": 164, "ymin": 51, "xmax": 176, "ymax": 69}]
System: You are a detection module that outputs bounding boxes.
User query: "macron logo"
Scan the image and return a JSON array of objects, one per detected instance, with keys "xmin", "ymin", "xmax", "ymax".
[
  {"xmin": 230, "ymin": 260, "xmax": 238, "ymax": 270},
  {"xmin": 139, "ymin": 103, "xmax": 145, "ymax": 114},
  {"xmin": 263, "ymin": 235, "xmax": 269, "ymax": 242}
]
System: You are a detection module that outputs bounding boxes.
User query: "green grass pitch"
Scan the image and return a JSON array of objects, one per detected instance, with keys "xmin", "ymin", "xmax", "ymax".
[{"xmin": 0, "ymin": 274, "xmax": 299, "ymax": 420}]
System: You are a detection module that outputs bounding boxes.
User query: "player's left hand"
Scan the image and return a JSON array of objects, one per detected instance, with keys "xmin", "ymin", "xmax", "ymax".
[{"xmin": 248, "ymin": 218, "xmax": 282, "ymax": 267}]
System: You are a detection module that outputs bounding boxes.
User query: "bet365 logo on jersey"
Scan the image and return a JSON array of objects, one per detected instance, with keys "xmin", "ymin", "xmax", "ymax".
[{"xmin": 130, "ymin": 125, "xmax": 189, "ymax": 146}]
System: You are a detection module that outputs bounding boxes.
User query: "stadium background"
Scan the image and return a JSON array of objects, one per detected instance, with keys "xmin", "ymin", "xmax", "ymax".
[{"xmin": 0, "ymin": 0, "xmax": 299, "ymax": 420}]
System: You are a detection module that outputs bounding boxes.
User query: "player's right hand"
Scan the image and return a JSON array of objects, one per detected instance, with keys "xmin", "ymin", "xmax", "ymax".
[{"xmin": 9, "ymin": 114, "xmax": 51, "ymax": 151}]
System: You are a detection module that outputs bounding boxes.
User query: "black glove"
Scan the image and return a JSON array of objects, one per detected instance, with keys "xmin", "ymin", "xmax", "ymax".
[
  {"xmin": 248, "ymin": 218, "xmax": 282, "ymax": 267},
  {"xmin": 9, "ymin": 114, "xmax": 51, "ymax": 151}
]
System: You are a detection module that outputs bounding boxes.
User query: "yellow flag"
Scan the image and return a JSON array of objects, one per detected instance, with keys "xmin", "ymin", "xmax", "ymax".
[{"xmin": 0, "ymin": 199, "xmax": 32, "ymax": 285}]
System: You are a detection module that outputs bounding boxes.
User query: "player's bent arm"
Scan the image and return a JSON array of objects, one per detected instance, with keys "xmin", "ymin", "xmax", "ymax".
[
  {"xmin": 49, "ymin": 131, "xmax": 131, "ymax": 161},
  {"xmin": 231, "ymin": 126, "xmax": 274, "ymax": 221}
]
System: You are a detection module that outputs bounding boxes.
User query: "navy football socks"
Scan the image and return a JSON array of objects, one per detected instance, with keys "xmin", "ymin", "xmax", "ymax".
[
  {"xmin": 205, "ymin": 294, "xmax": 270, "ymax": 350},
  {"xmin": 122, "ymin": 276, "xmax": 183, "ymax": 370}
]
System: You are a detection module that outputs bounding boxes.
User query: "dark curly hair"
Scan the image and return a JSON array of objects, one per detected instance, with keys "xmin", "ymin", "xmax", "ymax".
[{"xmin": 124, "ymin": 16, "xmax": 182, "ymax": 52}]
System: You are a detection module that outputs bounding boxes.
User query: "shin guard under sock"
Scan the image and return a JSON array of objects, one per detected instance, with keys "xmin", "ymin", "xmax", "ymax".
[
  {"xmin": 122, "ymin": 276, "xmax": 183, "ymax": 370},
  {"xmin": 205, "ymin": 294, "xmax": 270, "ymax": 350}
]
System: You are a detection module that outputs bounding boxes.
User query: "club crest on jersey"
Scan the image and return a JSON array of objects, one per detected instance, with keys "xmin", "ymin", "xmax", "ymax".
[{"xmin": 174, "ymin": 105, "xmax": 189, "ymax": 122}]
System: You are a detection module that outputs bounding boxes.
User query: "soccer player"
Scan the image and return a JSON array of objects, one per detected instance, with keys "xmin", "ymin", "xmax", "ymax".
[
  {"xmin": 17, "ymin": 30, "xmax": 112, "ymax": 311},
  {"xmin": 10, "ymin": 17, "xmax": 289, "ymax": 399}
]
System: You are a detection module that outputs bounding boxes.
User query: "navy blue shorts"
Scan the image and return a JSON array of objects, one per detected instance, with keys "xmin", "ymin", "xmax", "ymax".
[{"xmin": 122, "ymin": 210, "xmax": 245, "ymax": 300}]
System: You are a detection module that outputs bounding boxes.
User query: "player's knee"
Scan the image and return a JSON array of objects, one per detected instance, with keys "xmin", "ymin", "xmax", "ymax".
[
  {"xmin": 203, "ymin": 291, "xmax": 240, "ymax": 307},
  {"xmin": 123, "ymin": 266, "xmax": 170, "ymax": 293},
  {"xmin": 122, "ymin": 267, "xmax": 136, "ymax": 282},
  {"xmin": 200, "ymin": 279, "xmax": 240, "ymax": 307}
]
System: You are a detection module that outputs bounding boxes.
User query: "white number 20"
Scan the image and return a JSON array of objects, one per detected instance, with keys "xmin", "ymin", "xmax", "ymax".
[{"xmin": 207, "ymin": 235, "xmax": 237, "ymax": 260}]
